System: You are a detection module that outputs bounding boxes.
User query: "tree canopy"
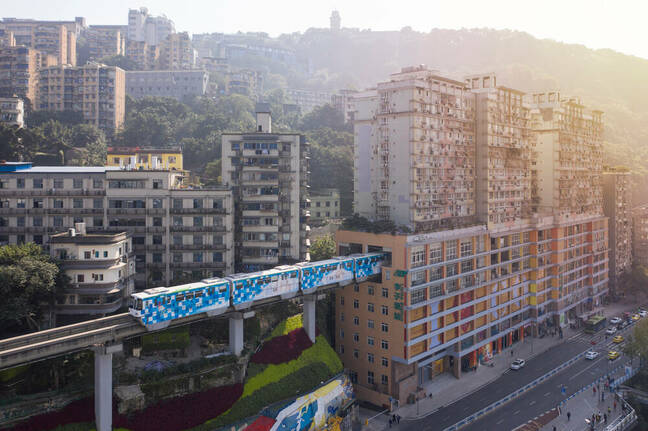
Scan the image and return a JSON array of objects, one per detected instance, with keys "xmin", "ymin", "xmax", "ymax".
[{"xmin": 310, "ymin": 235, "xmax": 337, "ymax": 261}]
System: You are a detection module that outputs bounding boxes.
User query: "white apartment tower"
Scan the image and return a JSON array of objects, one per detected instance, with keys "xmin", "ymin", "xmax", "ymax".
[{"xmin": 352, "ymin": 65, "xmax": 475, "ymax": 231}]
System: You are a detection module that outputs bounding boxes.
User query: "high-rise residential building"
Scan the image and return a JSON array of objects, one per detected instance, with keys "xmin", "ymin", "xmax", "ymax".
[
  {"xmin": 85, "ymin": 25, "xmax": 126, "ymax": 61},
  {"xmin": 0, "ymin": 29, "xmax": 15, "ymax": 47},
  {"xmin": 602, "ymin": 167, "xmax": 632, "ymax": 297},
  {"xmin": 0, "ymin": 161, "xmax": 234, "ymax": 290},
  {"xmin": 0, "ymin": 19, "xmax": 77, "ymax": 65},
  {"xmin": 336, "ymin": 67, "xmax": 608, "ymax": 405},
  {"xmin": 106, "ymin": 147, "xmax": 184, "ymax": 171},
  {"xmin": 125, "ymin": 70, "xmax": 208, "ymax": 100},
  {"xmin": 0, "ymin": 96, "xmax": 24, "ymax": 127},
  {"xmin": 285, "ymin": 88, "xmax": 333, "ymax": 114},
  {"xmin": 331, "ymin": 89, "xmax": 358, "ymax": 123},
  {"xmin": 0, "ymin": 46, "xmax": 41, "ymax": 105},
  {"xmin": 158, "ymin": 32, "xmax": 195, "ymax": 70},
  {"xmin": 37, "ymin": 63, "xmax": 125, "ymax": 135},
  {"xmin": 352, "ymin": 66, "xmax": 476, "ymax": 231},
  {"xmin": 226, "ymin": 69, "xmax": 263, "ymax": 100},
  {"xmin": 466, "ymin": 74, "xmax": 535, "ymax": 231},
  {"xmin": 310, "ymin": 189, "xmax": 340, "ymax": 222},
  {"xmin": 49, "ymin": 223, "xmax": 135, "ymax": 317},
  {"xmin": 221, "ymin": 105, "xmax": 310, "ymax": 272},
  {"xmin": 633, "ymin": 204, "xmax": 648, "ymax": 268},
  {"xmin": 529, "ymin": 91, "xmax": 604, "ymax": 222},
  {"xmin": 127, "ymin": 8, "xmax": 175, "ymax": 46},
  {"xmin": 125, "ymin": 39, "xmax": 159, "ymax": 70},
  {"xmin": 330, "ymin": 11, "xmax": 341, "ymax": 31}
]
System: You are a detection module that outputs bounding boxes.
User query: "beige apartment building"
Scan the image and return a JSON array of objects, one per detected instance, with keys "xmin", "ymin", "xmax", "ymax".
[
  {"xmin": 338, "ymin": 68, "xmax": 608, "ymax": 405},
  {"xmin": 602, "ymin": 167, "xmax": 632, "ymax": 297},
  {"xmin": 37, "ymin": 63, "xmax": 125, "ymax": 135},
  {"xmin": 125, "ymin": 39, "xmax": 159, "ymax": 70},
  {"xmin": 0, "ymin": 45, "xmax": 41, "ymax": 105},
  {"xmin": 0, "ymin": 96, "xmax": 24, "ymax": 127},
  {"xmin": 0, "ymin": 162, "xmax": 234, "ymax": 291},
  {"xmin": 50, "ymin": 224, "xmax": 135, "ymax": 317},
  {"xmin": 353, "ymin": 66, "xmax": 476, "ymax": 231},
  {"xmin": 310, "ymin": 188, "xmax": 340, "ymax": 222},
  {"xmin": 158, "ymin": 32, "xmax": 195, "ymax": 70},
  {"xmin": 633, "ymin": 205, "xmax": 648, "ymax": 268},
  {"xmin": 85, "ymin": 25, "xmax": 126, "ymax": 61},
  {"xmin": 221, "ymin": 106, "xmax": 310, "ymax": 272},
  {"xmin": 0, "ymin": 19, "xmax": 77, "ymax": 65}
]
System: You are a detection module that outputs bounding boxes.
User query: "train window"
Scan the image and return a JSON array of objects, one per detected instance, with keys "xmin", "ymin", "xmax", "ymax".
[
  {"xmin": 291, "ymin": 272, "xmax": 298, "ymax": 278},
  {"xmin": 136, "ymin": 298, "xmax": 142, "ymax": 310},
  {"xmin": 271, "ymin": 276, "xmax": 278, "ymax": 282},
  {"xmin": 176, "ymin": 293, "xmax": 184, "ymax": 302},
  {"xmin": 219, "ymin": 286, "xmax": 227, "ymax": 292},
  {"xmin": 186, "ymin": 292, "xmax": 194, "ymax": 300},
  {"xmin": 195, "ymin": 291, "xmax": 203, "ymax": 298}
]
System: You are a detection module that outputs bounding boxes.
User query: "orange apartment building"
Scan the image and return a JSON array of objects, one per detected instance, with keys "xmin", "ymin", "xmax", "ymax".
[{"xmin": 338, "ymin": 68, "xmax": 608, "ymax": 406}]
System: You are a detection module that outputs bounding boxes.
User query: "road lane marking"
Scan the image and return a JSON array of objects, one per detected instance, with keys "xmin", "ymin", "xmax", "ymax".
[
  {"xmin": 544, "ymin": 392, "xmax": 551, "ymax": 397},
  {"xmin": 496, "ymin": 419, "xmax": 504, "ymax": 424},
  {"xmin": 514, "ymin": 410, "xmax": 520, "ymax": 415},
  {"xmin": 569, "ymin": 357, "xmax": 604, "ymax": 380},
  {"xmin": 529, "ymin": 400, "xmax": 536, "ymax": 406}
]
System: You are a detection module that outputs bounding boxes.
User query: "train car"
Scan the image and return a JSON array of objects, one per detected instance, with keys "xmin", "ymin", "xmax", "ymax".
[
  {"xmin": 296, "ymin": 257, "xmax": 356, "ymax": 293},
  {"xmin": 129, "ymin": 278, "xmax": 231, "ymax": 330},
  {"xmin": 228, "ymin": 265, "xmax": 300, "ymax": 310},
  {"xmin": 353, "ymin": 253, "xmax": 384, "ymax": 281}
]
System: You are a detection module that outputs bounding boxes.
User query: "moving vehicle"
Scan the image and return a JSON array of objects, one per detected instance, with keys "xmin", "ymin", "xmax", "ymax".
[
  {"xmin": 608, "ymin": 351, "xmax": 620, "ymax": 360},
  {"xmin": 585, "ymin": 350, "xmax": 599, "ymax": 360},
  {"xmin": 130, "ymin": 252, "xmax": 385, "ymax": 329},
  {"xmin": 609, "ymin": 317, "xmax": 622, "ymax": 325},
  {"xmin": 613, "ymin": 335, "xmax": 624, "ymax": 344},
  {"xmin": 618, "ymin": 320, "xmax": 629, "ymax": 330},
  {"xmin": 605, "ymin": 326, "xmax": 617, "ymax": 335},
  {"xmin": 639, "ymin": 310, "xmax": 648, "ymax": 318},
  {"xmin": 584, "ymin": 315, "xmax": 607, "ymax": 334},
  {"xmin": 510, "ymin": 359, "xmax": 526, "ymax": 370},
  {"xmin": 632, "ymin": 314, "xmax": 640, "ymax": 321}
]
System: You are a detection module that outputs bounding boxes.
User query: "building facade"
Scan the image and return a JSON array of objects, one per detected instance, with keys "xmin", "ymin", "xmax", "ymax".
[
  {"xmin": 0, "ymin": 18, "xmax": 76, "ymax": 65},
  {"xmin": 125, "ymin": 39, "xmax": 159, "ymax": 70},
  {"xmin": 0, "ymin": 96, "xmax": 24, "ymax": 127},
  {"xmin": 85, "ymin": 25, "xmax": 126, "ymax": 61},
  {"xmin": 125, "ymin": 70, "xmax": 207, "ymax": 100},
  {"xmin": 285, "ymin": 89, "xmax": 333, "ymax": 114},
  {"xmin": 221, "ymin": 106, "xmax": 310, "ymax": 271},
  {"xmin": 602, "ymin": 167, "xmax": 632, "ymax": 297},
  {"xmin": 158, "ymin": 32, "xmax": 195, "ymax": 70},
  {"xmin": 226, "ymin": 69, "xmax": 262, "ymax": 100},
  {"xmin": 310, "ymin": 188, "xmax": 340, "ymax": 222},
  {"xmin": 37, "ymin": 63, "xmax": 125, "ymax": 135},
  {"xmin": 0, "ymin": 45, "xmax": 41, "ymax": 105},
  {"xmin": 0, "ymin": 162, "xmax": 234, "ymax": 290},
  {"xmin": 127, "ymin": 8, "xmax": 175, "ymax": 46},
  {"xmin": 352, "ymin": 66, "xmax": 476, "ymax": 231},
  {"xmin": 633, "ymin": 205, "xmax": 648, "ymax": 268},
  {"xmin": 106, "ymin": 147, "xmax": 183, "ymax": 171},
  {"xmin": 50, "ymin": 223, "xmax": 135, "ymax": 316}
]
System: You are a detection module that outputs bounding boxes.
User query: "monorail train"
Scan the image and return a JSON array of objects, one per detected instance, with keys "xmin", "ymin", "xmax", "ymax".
[{"xmin": 129, "ymin": 252, "xmax": 384, "ymax": 330}]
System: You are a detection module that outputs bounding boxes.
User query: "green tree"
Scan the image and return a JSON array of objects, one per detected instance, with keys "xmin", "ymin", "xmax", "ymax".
[
  {"xmin": 202, "ymin": 159, "xmax": 222, "ymax": 185},
  {"xmin": 0, "ymin": 243, "xmax": 64, "ymax": 337},
  {"xmin": 309, "ymin": 234, "xmax": 336, "ymax": 261},
  {"xmin": 69, "ymin": 124, "xmax": 107, "ymax": 166},
  {"xmin": 623, "ymin": 265, "xmax": 648, "ymax": 301},
  {"xmin": 624, "ymin": 319, "xmax": 648, "ymax": 368},
  {"xmin": 300, "ymin": 104, "xmax": 348, "ymax": 132}
]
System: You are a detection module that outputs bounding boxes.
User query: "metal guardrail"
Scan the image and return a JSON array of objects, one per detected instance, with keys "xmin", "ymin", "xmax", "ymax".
[{"xmin": 442, "ymin": 349, "xmax": 590, "ymax": 431}]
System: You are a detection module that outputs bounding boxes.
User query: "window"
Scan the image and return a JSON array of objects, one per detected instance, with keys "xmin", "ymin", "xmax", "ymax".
[
  {"xmin": 193, "ymin": 216, "xmax": 203, "ymax": 227},
  {"xmin": 93, "ymin": 179, "xmax": 103, "ymax": 189},
  {"xmin": 33, "ymin": 198, "xmax": 43, "ymax": 208},
  {"xmin": 53, "ymin": 199, "xmax": 63, "ymax": 208},
  {"xmin": 367, "ymin": 336, "xmax": 375, "ymax": 346},
  {"xmin": 33, "ymin": 235, "xmax": 42, "ymax": 245},
  {"xmin": 84, "ymin": 251, "xmax": 91, "ymax": 259},
  {"xmin": 93, "ymin": 198, "xmax": 103, "ymax": 209},
  {"xmin": 339, "ymin": 329, "xmax": 344, "ymax": 339},
  {"xmin": 446, "ymin": 241, "xmax": 457, "ymax": 260},
  {"xmin": 339, "ymin": 345, "xmax": 344, "ymax": 354},
  {"xmin": 368, "ymin": 319, "xmax": 375, "ymax": 329},
  {"xmin": 153, "ymin": 217, "xmax": 162, "ymax": 227},
  {"xmin": 17, "ymin": 216, "xmax": 25, "ymax": 227},
  {"xmin": 152, "ymin": 198, "xmax": 163, "ymax": 208},
  {"xmin": 173, "ymin": 199, "xmax": 183, "ymax": 209},
  {"xmin": 381, "ymin": 305, "xmax": 388, "ymax": 315},
  {"xmin": 213, "ymin": 252, "xmax": 223, "ymax": 262},
  {"xmin": 353, "ymin": 332, "xmax": 359, "ymax": 342},
  {"xmin": 382, "ymin": 287, "xmax": 389, "ymax": 298},
  {"xmin": 382, "ymin": 357, "xmax": 389, "ymax": 367},
  {"xmin": 411, "ymin": 245, "xmax": 425, "ymax": 268},
  {"xmin": 93, "ymin": 217, "xmax": 103, "ymax": 227},
  {"xmin": 411, "ymin": 270, "xmax": 426, "ymax": 286},
  {"xmin": 461, "ymin": 240, "xmax": 473, "ymax": 257},
  {"xmin": 367, "ymin": 303, "xmax": 374, "ymax": 312},
  {"xmin": 367, "ymin": 371, "xmax": 375, "ymax": 385},
  {"xmin": 193, "ymin": 252, "xmax": 203, "ymax": 263},
  {"xmin": 152, "ymin": 253, "xmax": 162, "ymax": 263},
  {"xmin": 32, "ymin": 178, "xmax": 43, "ymax": 189},
  {"xmin": 381, "ymin": 375, "xmax": 388, "ymax": 385},
  {"xmin": 350, "ymin": 371, "xmax": 358, "ymax": 384},
  {"xmin": 33, "ymin": 216, "xmax": 42, "ymax": 227},
  {"xmin": 173, "ymin": 216, "xmax": 183, "ymax": 226},
  {"xmin": 381, "ymin": 340, "xmax": 389, "ymax": 350},
  {"xmin": 353, "ymin": 316, "xmax": 359, "ymax": 326},
  {"xmin": 77, "ymin": 274, "xmax": 85, "ymax": 283},
  {"xmin": 367, "ymin": 353, "xmax": 375, "ymax": 363},
  {"xmin": 53, "ymin": 216, "xmax": 63, "ymax": 227},
  {"xmin": 153, "ymin": 235, "xmax": 162, "ymax": 245},
  {"xmin": 381, "ymin": 323, "xmax": 389, "ymax": 333},
  {"xmin": 353, "ymin": 284, "xmax": 359, "ymax": 292},
  {"xmin": 340, "ymin": 312, "xmax": 344, "ymax": 322},
  {"xmin": 353, "ymin": 299, "xmax": 359, "ymax": 309},
  {"xmin": 152, "ymin": 180, "xmax": 163, "ymax": 189},
  {"xmin": 73, "ymin": 179, "xmax": 83, "ymax": 189},
  {"xmin": 340, "ymin": 296, "xmax": 344, "ymax": 305},
  {"xmin": 446, "ymin": 263, "xmax": 458, "ymax": 277},
  {"xmin": 353, "ymin": 349, "xmax": 359, "ymax": 359},
  {"xmin": 193, "ymin": 198, "xmax": 203, "ymax": 209},
  {"xmin": 173, "ymin": 253, "xmax": 183, "ymax": 263},
  {"xmin": 367, "ymin": 285, "xmax": 374, "ymax": 295},
  {"xmin": 430, "ymin": 243, "xmax": 442, "ymax": 263},
  {"xmin": 16, "ymin": 199, "xmax": 25, "ymax": 208},
  {"xmin": 53, "ymin": 179, "xmax": 64, "ymax": 189},
  {"xmin": 73, "ymin": 198, "xmax": 83, "ymax": 208},
  {"xmin": 16, "ymin": 178, "xmax": 25, "ymax": 189}
]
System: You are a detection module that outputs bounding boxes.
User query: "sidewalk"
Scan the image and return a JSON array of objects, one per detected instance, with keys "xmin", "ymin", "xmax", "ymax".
[{"xmin": 358, "ymin": 298, "xmax": 644, "ymax": 430}]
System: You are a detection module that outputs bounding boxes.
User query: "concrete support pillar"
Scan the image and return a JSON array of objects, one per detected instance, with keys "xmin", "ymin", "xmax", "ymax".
[
  {"xmin": 303, "ymin": 294, "xmax": 317, "ymax": 343},
  {"xmin": 497, "ymin": 337, "xmax": 502, "ymax": 353},
  {"xmin": 229, "ymin": 313, "xmax": 244, "ymax": 356},
  {"xmin": 92, "ymin": 343, "xmax": 122, "ymax": 431},
  {"xmin": 452, "ymin": 355, "xmax": 461, "ymax": 379}
]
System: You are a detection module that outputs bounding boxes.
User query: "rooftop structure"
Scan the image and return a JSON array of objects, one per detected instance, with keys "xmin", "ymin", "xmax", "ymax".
[{"xmin": 0, "ymin": 96, "xmax": 24, "ymax": 127}]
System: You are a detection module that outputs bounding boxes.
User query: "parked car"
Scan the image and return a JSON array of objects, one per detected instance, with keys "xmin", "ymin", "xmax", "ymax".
[
  {"xmin": 618, "ymin": 321, "xmax": 629, "ymax": 330},
  {"xmin": 606, "ymin": 326, "xmax": 617, "ymax": 335},
  {"xmin": 632, "ymin": 314, "xmax": 641, "ymax": 321},
  {"xmin": 510, "ymin": 359, "xmax": 526, "ymax": 370},
  {"xmin": 610, "ymin": 317, "xmax": 622, "ymax": 325},
  {"xmin": 608, "ymin": 350, "xmax": 620, "ymax": 360},
  {"xmin": 585, "ymin": 350, "xmax": 599, "ymax": 360},
  {"xmin": 639, "ymin": 310, "xmax": 648, "ymax": 318},
  {"xmin": 613, "ymin": 335, "xmax": 624, "ymax": 344}
]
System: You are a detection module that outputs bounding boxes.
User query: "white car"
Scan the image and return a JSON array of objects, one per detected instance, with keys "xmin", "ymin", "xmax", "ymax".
[
  {"xmin": 585, "ymin": 350, "xmax": 599, "ymax": 360},
  {"xmin": 510, "ymin": 359, "xmax": 526, "ymax": 370},
  {"xmin": 606, "ymin": 326, "xmax": 617, "ymax": 335},
  {"xmin": 609, "ymin": 317, "xmax": 622, "ymax": 325},
  {"xmin": 639, "ymin": 310, "xmax": 648, "ymax": 318}
]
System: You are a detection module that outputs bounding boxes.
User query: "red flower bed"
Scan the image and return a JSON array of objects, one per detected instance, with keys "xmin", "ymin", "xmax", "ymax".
[
  {"xmin": 251, "ymin": 328, "xmax": 315, "ymax": 365},
  {"xmin": 243, "ymin": 415, "xmax": 276, "ymax": 431},
  {"xmin": 9, "ymin": 383, "xmax": 243, "ymax": 431}
]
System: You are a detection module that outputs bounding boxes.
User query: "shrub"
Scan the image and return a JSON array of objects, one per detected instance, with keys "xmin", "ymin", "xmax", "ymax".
[
  {"xmin": 250, "ymin": 328, "xmax": 313, "ymax": 365},
  {"xmin": 269, "ymin": 314, "xmax": 303, "ymax": 338}
]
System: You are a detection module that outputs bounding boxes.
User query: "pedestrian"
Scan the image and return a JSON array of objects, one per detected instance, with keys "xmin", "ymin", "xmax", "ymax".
[
  {"xmin": 608, "ymin": 406, "xmax": 611, "ymax": 416},
  {"xmin": 593, "ymin": 386, "xmax": 597, "ymax": 395},
  {"xmin": 602, "ymin": 392, "xmax": 605, "ymax": 402},
  {"xmin": 511, "ymin": 349, "xmax": 514, "ymax": 357},
  {"xmin": 397, "ymin": 415, "xmax": 401, "ymax": 424},
  {"xmin": 604, "ymin": 413, "xmax": 607, "ymax": 423},
  {"xmin": 592, "ymin": 413, "xmax": 596, "ymax": 424},
  {"xmin": 389, "ymin": 419, "xmax": 392, "ymax": 428},
  {"xmin": 614, "ymin": 400, "xmax": 617, "ymax": 410},
  {"xmin": 553, "ymin": 426, "xmax": 556, "ymax": 431},
  {"xmin": 567, "ymin": 411, "xmax": 571, "ymax": 421}
]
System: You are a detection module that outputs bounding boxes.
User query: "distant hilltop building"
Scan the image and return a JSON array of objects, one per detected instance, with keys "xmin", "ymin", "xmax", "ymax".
[{"xmin": 330, "ymin": 11, "xmax": 341, "ymax": 31}]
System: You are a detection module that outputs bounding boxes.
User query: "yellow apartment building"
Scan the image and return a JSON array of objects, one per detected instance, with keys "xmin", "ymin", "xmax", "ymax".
[{"xmin": 106, "ymin": 147, "xmax": 184, "ymax": 171}]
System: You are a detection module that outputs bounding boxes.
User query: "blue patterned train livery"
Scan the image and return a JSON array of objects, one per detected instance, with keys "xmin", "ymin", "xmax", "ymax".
[{"xmin": 129, "ymin": 253, "xmax": 385, "ymax": 330}]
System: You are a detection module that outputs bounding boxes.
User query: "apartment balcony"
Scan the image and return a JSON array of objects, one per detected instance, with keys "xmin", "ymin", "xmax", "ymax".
[
  {"xmin": 170, "ymin": 243, "xmax": 226, "ymax": 251},
  {"xmin": 170, "ymin": 261, "xmax": 225, "ymax": 269},
  {"xmin": 68, "ymin": 279, "xmax": 131, "ymax": 295},
  {"xmin": 170, "ymin": 208, "xmax": 226, "ymax": 214},
  {"xmin": 170, "ymin": 225, "xmax": 226, "ymax": 232},
  {"xmin": 59, "ymin": 256, "xmax": 127, "ymax": 270},
  {"xmin": 0, "ymin": 189, "xmax": 105, "ymax": 197},
  {"xmin": 241, "ymin": 256, "xmax": 279, "ymax": 265},
  {"xmin": 242, "ymin": 194, "xmax": 279, "ymax": 202},
  {"xmin": 243, "ymin": 240, "xmax": 278, "ymax": 249},
  {"xmin": 107, "ymin": 208, "xmax": 147, "ymax": 215},
  {"xmin": 55, "ymin": 298, "xmax": 123, "ymax": 315}
]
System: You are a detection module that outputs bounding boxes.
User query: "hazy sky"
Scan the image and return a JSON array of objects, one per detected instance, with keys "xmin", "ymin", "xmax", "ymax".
[{"xmin": 3, "ymin": 0, "xmax": 648, "ymax": 59}]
